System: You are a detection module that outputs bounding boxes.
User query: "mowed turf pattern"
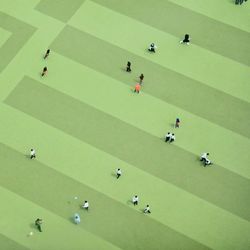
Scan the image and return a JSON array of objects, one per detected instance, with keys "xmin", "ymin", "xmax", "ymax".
[{"xmin": 0, "ymin": 0, "xmax": 250, "ymax": 250}]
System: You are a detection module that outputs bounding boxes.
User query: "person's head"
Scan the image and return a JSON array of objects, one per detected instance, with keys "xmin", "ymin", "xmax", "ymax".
[
  {"xmin": 135, "ymin": 195, "xmax": 137, "ymax": 198},
  {"xmin": 185, "ymin": 34, "xmax": 189, "ymax": 38},
  {"xmin": 44, "ymin": 67, "xmax": 47, "ymax": 70},
  {"xmin": 31, "ymin": 149, "xmax": 33, "ymax": 151},
  {"xmin": 85, "ymin": 200, "xmax": 87, "ymax": 203},
  {"xmin": 147, "ymin": 205, "xmax": 149, "ymax": 207},
  {"xmin": 47, "ymin": 49, "xmax": 50, "ymax": 53},
  {"xmin": 172, "ymin": 133, "xmax": 175, "ymax": 136},
  {"xmin": 118, "ymin": 168, "xmax": 120, "ymax": 171},
  {"xmin": 151, "ymin": 43, "xmax": 154, "ymax": 47},
  {"xmin": 168, "ymin": 132, "xmax": 170, "ymax": 134},
  {"xmin": 207, "ymin": 153, "xmax": 210, "ymax": 156}
]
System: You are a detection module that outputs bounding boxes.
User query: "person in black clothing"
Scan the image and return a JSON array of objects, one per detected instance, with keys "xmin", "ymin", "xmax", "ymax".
[
  {"xmin": 126, "ymin": 61, "xmax": 131, "ymax": 72},
  {"xmin": 35, "ymin": 218, "xmax": 43, "ymax": 232},
  {"xmin": 41, "ymin": 67, "xmax": 48, "ymax": 76},
  {"xmin": 44, "ymin": 49, "xmax": 50, "ymax": 59},
  {"xmin": 139, "ymin": 74, "xmax": 144, "ymax": 84},
  {"xmin": 180, "ymin": 34, "xmax": 190, "ymax": 45}
]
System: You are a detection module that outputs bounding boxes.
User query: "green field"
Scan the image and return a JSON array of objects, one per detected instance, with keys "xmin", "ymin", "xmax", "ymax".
[{"xmin": 0, "ymin": 0, "xmax": 250, "ymax": 249}]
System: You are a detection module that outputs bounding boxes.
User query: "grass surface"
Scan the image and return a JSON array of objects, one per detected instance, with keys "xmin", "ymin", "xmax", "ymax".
[{"xmin": 0, "ymin": 0, "xmax": 250, "ymax": 249}]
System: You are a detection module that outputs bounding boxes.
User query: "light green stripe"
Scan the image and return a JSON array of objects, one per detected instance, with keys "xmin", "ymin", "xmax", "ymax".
[
  {"xmin": 68, "ymin": 1, "xmax": 250, "ymax": 103},
  {"xmin": 168, "ymin": 0, "xmax": 250, "ymax": 33},
  {"xmin": 0, "ymin": 106, "xmax": 249, "ymax": 250},
  {"xmin": 0, "ymin": 186, "xmax": 122, "ymax": 250}
]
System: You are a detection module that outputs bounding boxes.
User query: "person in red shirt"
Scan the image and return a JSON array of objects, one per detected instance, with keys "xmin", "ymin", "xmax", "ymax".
[{"xmin": 134, "ymin": 83, "xmax": 141, "ymax": 93}]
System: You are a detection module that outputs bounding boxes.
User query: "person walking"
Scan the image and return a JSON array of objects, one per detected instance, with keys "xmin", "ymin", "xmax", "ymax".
[
  {"xmin": 175, "ymin": 118, "xmax": 180, "ymax": 128},
  {"xmin": 41, "ymin": 66, "xmax": 48, "ymax": 76},
  {"xmin": 116, "ymin": 168, "xmax": 122, "ymax": 179},
  {"xmin": 165, "ymin": 132, "xmax": 171, "ymax": 142},
  {"xmin": 144, "ymin": 205, "xmax": 151, "ymax": 214},
  {"xmin": 169, "ymin": 133, "xmax": 175, "ymax": 143},
  {"xmin": 134, "ymin": 83, "xmax": 141, "ymax": 94},
  {"xmin": 200, "ymin": 153, "xmax": 209, "ymax": 162},
  {"xmin": 74, "ymin": 213, "xmax": 81, "ymax": 224},
  {"xmin": 132, "ymin": 195, "xmax": 139, "ymax": 206},
  {"xmin": 180, "ymin": 34, "xmax": 190, "ymax": 45},
  {"xmin": 35, "ymin": 218, "xmax": 43, "ymax": 232},
  {"xmin": 82, "ymin": 201, "xmax": 89, "ymax": 210},
  {"xmin": 30, "ymin": 149, "xmax": 36, "ymax": 159},
  {"xmin": 204, "ymin": 159, "xmax": 212, "ymax": 167},
  {"xmin": 139, "ymin": 74, "xmax": 144, "ymax": 84},
  {"xmin": 148, "ymin": 43, "xmax": 157, "ymax": 52},
  {"xmin": 126, "ymin": 61, "xmax": 131, "ymax": 72},
  {"xmin": 44, "ymin": 49, "xmax": 50, "ymax": 59}
]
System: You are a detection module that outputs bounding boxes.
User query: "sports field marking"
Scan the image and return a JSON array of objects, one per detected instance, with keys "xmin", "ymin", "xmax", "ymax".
[
  {"xmin": 27, "ymin": 53, "xmax": 250, "ymax": 179},
  {"xmin": 4, "ymin": 79, "xmax": 250, "ymax": 222},
  {"xmin": 50, "ymin": 26, "xmax": 250, "ymax": 138}
]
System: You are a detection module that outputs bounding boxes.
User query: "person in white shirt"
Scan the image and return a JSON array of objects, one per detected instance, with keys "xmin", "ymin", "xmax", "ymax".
[
  {"xmin": 74, "ymin": 213, "xmax": 81, "ymax": 224},
  {"xmin": 148, "ymin": 43, "xmax": 157, "ymax": 53},
  {"xmin": 170, "ymin": 133, "xmax": 175, "ymax": 143},
  {"xmin": 200, "ymin": 153, "xmax": 209, "ymax": 162},
  {"xmin": 144, "ymin": 205, "xmax": 151, "ymax": 214},
  {"xmin": 82, "ymin": 200, "xmax": 89, "ymax": 210},
  {"xmin": 165, "ymin": 132, "xmax": 171, "ymax": 142},
  {"xmin": 30, "ymin": 149, "xmax": 36, "ymax": 159},
  {"xmin": 204, "ymin": 159, "xmax": 212, "ymax": 167},
  {"xmin": 116, "ymin": 168, "xmax": 122, "ymax": 179},
  {"xmin": 132, "ymin": 195, "xmax": 139, "ymax": 206}
]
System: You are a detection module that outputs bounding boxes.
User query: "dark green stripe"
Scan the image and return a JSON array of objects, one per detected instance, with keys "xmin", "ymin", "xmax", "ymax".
[
  {"xmin": 0, "ymin": 12, "xmax": 36, "ymax": 72},
  {"xmin": 35, "ymin": 0, "xmax": 85, "ymax": 22},
  {"xmin": 92, "ymin": 0, "xmax": 250, "ymax": 66},
  {"xmin": 5, "ymin": 77, "xmax": 250, "ymax": 222},
  {"xmin": 0, "ymin": 234, "xmax": 30, "ymax": 250},
  {"xmin": 50, "ymin": 26, "xmax": 250, "ymax": 138},
  {"xmin": 0, "ymin": 143, "xmax": 210, "ymax": 250}
]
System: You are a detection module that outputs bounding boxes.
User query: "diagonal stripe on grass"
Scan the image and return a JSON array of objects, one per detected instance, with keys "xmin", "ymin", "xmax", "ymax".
[
  {"xmin": 0, "ymin": 143, "xmax": 210, "ymax": 250},
  {"xmin": 0, "ymin": 186, "xmax": 122, "ymax": 250},
  {"xmin": 168, "ymin": 0, "xmax": 250, "ymax": 33},
  {"xmin": 28, "ymin": 53, "xmax": 250, "ymax": 178},
  {"xmin": 50, "ymin": 26, "xmax": 250, "ymax": 138},
  {"xmin": 0, "ymin": 234, "xmax": 30, "ymax": 250},
  {"xmin": 69, "ymin": 0, "xmax": 250, "ymax": 103},
  {"xmin": 1, "ymin": 104, "xmax": 250, "ymax": 250},
  {"xmin": 5, "ymin": 77, "xmax": 250, "ymax": 221},
  {"xmin": 35, "ymin": 0, "xmax": 85, "ymax": 22},
  {"xmin": 92, "ymin": 0, "xmax": 250, "ymax": 66}
]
